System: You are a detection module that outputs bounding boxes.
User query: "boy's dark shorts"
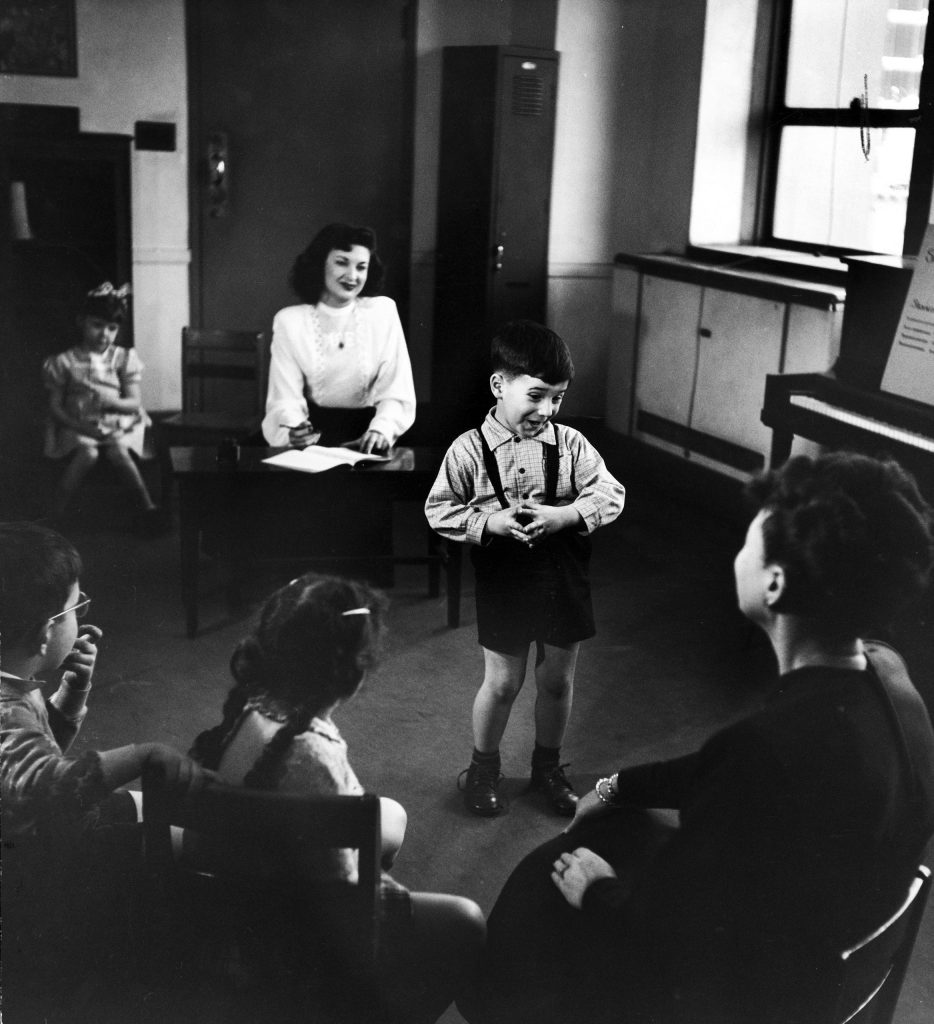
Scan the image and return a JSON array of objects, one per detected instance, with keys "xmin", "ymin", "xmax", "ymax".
[{"xmin": 472, "ymin": 531, "xmax": 594, "ymax": 654}]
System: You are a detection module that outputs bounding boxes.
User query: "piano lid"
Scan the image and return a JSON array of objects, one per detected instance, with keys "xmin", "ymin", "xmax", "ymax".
[{"xmin": 836, "ymin": 255, "xmax": 916, "ymax": 392}]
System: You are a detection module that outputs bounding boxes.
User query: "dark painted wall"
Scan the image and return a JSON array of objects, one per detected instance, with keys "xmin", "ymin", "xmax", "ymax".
[{"xmin": 187, "ymin": 0, "xmax": 414, "ymax": 333}]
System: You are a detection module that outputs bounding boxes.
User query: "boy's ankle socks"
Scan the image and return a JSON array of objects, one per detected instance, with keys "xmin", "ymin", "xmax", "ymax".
[
  {"xmin": 472, "ymin": 748, "xmax": 501, "ymax": 768},
  {"xmin": 532, "ymin": 743, "xmax": 561, "ymax": 769}
]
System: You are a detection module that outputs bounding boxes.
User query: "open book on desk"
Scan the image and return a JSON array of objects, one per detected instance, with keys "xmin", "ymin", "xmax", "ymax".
[{"xmin": 263, "ymin": 445, "xmax": 413, "ymax": 474}]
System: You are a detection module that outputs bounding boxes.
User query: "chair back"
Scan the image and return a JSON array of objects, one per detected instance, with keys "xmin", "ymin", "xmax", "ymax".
[
  {"xmin": 141, "ymin": 765, "xmax": 382, "ymax": 1017},
  {"xmin": 181, "ymin": 328, "xmax": 269, "ymax": 417},
  {"xmin": 830, "ymin": 864, "xmax": 931, "ymax": 1024}
]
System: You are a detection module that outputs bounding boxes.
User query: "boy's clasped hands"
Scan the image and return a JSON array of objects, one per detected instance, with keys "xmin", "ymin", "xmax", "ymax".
[{"xmin": 486, "ymin": 502, "xmax": 583, "ymax": 548}]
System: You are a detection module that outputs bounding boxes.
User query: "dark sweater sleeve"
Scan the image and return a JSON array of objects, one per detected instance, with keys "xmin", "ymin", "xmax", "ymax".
[
  {"xmin": 613, "ymin": 751, "xmax": 701, "ymax": 809},
  {"xmin": 581, "ymin": 723, "xmax": 785, "ymax": 927},
  {"xmin": 581, "ymin": 875, "xmax": 634, "ymax": 931}
]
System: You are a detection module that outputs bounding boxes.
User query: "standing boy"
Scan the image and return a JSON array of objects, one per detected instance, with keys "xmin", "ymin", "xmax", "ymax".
[{"xmin": 426, "ymin": 321, "xmax": 625, "ymax": 817}]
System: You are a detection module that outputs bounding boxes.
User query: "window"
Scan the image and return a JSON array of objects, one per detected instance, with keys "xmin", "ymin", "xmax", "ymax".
[{"xmin": 764, "ymin": 0, "xmax": 932, "ymax": 256}]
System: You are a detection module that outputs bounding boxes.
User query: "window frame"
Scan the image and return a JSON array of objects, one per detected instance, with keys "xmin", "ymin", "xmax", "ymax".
[{"xmin": 756, "ymin": 0, "xmax": 934, "ymax": 257}]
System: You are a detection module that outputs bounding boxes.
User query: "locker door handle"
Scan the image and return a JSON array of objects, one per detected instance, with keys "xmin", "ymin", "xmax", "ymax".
[{"xmin": 493, "ymin": 244, "xmax": 504, "ymax": 272}]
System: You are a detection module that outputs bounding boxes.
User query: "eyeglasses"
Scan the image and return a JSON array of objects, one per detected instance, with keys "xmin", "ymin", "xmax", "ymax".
[{"xmin": 48, "ymin": 592, "xmax": 92, "ymax": 623}]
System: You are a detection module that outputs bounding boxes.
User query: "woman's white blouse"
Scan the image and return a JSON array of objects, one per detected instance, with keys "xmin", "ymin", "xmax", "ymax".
[{"xmin": 262, "ymin": 296, "xmax": 416, "ymax": 447}]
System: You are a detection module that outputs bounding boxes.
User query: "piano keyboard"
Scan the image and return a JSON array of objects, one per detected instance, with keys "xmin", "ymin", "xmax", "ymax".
[{"xmin": 789, "ymin": 395, "xmax": 934, "ymax": 454}]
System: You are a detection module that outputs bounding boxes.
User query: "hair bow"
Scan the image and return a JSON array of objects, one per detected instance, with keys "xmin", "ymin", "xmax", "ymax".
[{"xmin": 87, "ymin": 282, "xmax": 132, "ymax": 300}]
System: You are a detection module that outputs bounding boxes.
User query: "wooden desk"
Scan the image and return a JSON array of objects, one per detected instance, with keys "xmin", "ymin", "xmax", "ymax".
[{"xmin": 170, "ymin": 446, "xmax": 462, "ymax": 636}]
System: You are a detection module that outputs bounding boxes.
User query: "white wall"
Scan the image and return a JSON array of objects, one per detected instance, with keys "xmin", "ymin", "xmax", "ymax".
[
  {"xmin": 690, "ymin": 0, "xmax": 758, "ymax": 244},
  {"xmin": 549, "ymin": 0, "xmax": 627, "ymax": 416},
  {"xmin": 550, "ymin": 0, "xmax": 706, "ymax": 416},
  {"xmin": 1, "ymin": 0, "xmax": 189, "ymax": 411}
]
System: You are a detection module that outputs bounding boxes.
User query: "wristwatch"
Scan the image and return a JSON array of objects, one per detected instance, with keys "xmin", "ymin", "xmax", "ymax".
[{"xmin": 594, "ymin": 772, "xmax": 619, "ymax": 805}]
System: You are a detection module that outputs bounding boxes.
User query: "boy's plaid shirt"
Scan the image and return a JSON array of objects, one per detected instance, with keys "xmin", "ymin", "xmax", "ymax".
[{"xmin": 425, "ymin": 411, "xmax": 625, "ymax": 545}]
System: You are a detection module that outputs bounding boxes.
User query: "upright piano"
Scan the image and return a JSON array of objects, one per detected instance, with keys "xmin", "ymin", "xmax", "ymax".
[{"xmin": 761, "ymin": 254, "xmax": 934, "ymax": 497}]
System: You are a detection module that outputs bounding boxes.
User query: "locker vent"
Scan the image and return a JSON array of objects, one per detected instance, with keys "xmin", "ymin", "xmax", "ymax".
[{"xmin": 512, "ymin": 74, "xmax": 545, "ymax": 116}]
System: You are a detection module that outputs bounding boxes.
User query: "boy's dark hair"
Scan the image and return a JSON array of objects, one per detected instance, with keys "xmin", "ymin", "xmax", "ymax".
[
  {"xmin": 746, "ymin": 452, "xmax": 934, "ymax": 636},
  {"xmin": 189, "ymin": 573, "xmax": 388, "ymax": 787},
  {"xmin": 0, "ymin": 522, "xmax": 82, "ymax": 649},
  {"xmin": 491, "ymin": 320, "xmax": 575, "ymax": 385},
  {"xmin": 289, "ymin": 222, "xmax": 386, "ymax": 304}
]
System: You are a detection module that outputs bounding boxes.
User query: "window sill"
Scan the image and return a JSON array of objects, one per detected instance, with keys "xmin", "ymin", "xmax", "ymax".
[
  {"xmin": 613, "ymin": 249, "xmax": 847, "ymax": 310},
  {"xmin": 686, "ymin": 244, "xmax": 849, "ymax": 287}
]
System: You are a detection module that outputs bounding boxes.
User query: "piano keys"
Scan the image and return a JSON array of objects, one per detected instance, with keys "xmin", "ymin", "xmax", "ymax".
[
  {"xmin": 761, "ymin": 372, "xmax": 934, "ymax": 498},
  {"xmin": 760, "ymin": 254, "xmax": 933, "ymax": 500}
]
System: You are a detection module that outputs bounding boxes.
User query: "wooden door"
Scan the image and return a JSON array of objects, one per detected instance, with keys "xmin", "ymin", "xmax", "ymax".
[{"xmin": 187, "ymin": 0, "xmax": 414, "ymax": 335}]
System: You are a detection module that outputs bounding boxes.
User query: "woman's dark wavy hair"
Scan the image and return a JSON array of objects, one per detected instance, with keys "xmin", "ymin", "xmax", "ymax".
[
  {"xmin": 288, "ymin": 222, "xmax": 385, "ymax": 304},
  {"xmin": 491, "ymin": 319, "xmax": 575, "ymax": 384},
  {"xmin": 0, "ymin": 522, "xmax": 82, "ymax": 649},
  {"xmin": 746, "ymin": 452, "xmax": 934, "ymax": 636},
  {"xmin": 189, "ymin": 574, "xmax": 387, "ymax": 789}
]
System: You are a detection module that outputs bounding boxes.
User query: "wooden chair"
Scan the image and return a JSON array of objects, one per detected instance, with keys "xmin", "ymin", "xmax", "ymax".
[
  {"xmin": 155, "ymin": 327, "xmax": 270, "ymax": 504},
  {"xmin": 140, "ymin": 765, "xmax": 382, "ymax": 1023},
  {"xmin": 826, "ymin": 864, "xmax": 931, "ymax": 1024}
]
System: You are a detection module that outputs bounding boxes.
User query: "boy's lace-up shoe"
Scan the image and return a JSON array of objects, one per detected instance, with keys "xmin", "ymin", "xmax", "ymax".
[
  {"xmin": 529, "ymin": 763, "xmax": 579, "ymax": 816},
  {"xmin": 459, "ymin": 762, "xmax": 506, "ymax": 817}
]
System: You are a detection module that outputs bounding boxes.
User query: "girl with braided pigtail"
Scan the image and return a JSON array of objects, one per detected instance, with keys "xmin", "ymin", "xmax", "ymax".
[{"xmin": 189, "ymin": 573, "xmax": 485, "ymax": 1024}]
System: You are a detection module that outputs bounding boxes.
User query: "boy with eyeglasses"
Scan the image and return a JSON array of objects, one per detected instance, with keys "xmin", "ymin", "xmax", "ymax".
[
  {"xmin": 0, "ymin": 521, "xmax": 208, "ymax": 833},
  {"xmin": 0, "ymin": 521, "xmax": 210, "ymax": 1007}
]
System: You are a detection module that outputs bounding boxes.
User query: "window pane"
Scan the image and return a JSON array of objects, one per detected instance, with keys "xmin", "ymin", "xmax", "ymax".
[
  {"xmin": 773, "ymin": 126, "xmax": 913, "ymax": 253},
  {"xmin": 786, "ymin": 0, "xmax": 927, "ymax": 109}
]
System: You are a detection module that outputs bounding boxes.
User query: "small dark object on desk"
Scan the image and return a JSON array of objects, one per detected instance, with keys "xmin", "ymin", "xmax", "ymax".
[{"xmin": 216, "ymin": 437, "xmax": 240, "ymax": 469}]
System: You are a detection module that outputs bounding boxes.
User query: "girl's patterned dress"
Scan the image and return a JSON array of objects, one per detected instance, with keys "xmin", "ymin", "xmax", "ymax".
[{"xmin": 42, "ymin": 345, "xmax": 151, "ymax": 459}]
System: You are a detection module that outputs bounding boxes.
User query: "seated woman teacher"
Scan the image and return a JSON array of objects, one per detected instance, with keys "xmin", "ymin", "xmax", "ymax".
[
  {"xmin": 262, "ymin": 223, "xmax": 416, "ymax": 453},
  {"xmin": 458, "ymin": 451, "xmax": 934, "ymax": 1024}
]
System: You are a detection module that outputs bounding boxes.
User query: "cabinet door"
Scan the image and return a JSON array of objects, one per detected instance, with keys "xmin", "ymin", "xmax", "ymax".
[
  {"xmin": 634, "ymin": 276, "xmax": 702, "ymax": 454},
  {"xmin": 691, "ymin": 289, "xmax": 784, "ymax": 461}
]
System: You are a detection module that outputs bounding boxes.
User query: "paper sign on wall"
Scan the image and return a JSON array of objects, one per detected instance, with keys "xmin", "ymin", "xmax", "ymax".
[{"xmin": 881, "ymin": 223, "xmax": 934, "ymax": 405}]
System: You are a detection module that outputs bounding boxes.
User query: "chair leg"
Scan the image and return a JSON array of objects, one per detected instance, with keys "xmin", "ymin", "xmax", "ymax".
[
  {"xmin": 427, "ymin": 526, "xmax": 441, "ymax": 598},
  {"xmin": 157, "ymin": 440, "xmax": 175, "ymax": 521},
  {"xmin": 446, "ymin": 539, "xmax": 462, "ymax": 628}
]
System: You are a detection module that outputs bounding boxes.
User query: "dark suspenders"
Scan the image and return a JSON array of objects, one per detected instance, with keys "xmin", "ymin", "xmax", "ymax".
[{"xmin": 477, "ymin": 426, "xmax": 560, "ymax": 509}]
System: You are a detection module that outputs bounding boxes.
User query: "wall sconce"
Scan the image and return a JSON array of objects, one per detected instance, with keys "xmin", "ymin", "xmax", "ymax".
[{"xmin": 207, "ymin": 131, "xmax": 229, "ymax": 217}]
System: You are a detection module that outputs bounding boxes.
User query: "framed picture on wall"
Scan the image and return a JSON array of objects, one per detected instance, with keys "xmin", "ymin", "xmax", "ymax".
[{"xmin": 0, "ymin": 0, "xmax": 77, "ymax": 77}]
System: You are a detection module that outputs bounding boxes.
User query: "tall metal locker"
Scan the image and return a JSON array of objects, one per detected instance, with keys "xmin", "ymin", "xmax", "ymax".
[{"xmin": 432, "ymin": 46, "xmax": 559, "ymax": 429}]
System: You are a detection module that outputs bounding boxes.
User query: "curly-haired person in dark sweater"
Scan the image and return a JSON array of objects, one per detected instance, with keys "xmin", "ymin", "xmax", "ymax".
[
  {"xmin": 190, "ymin": 572, "xmax": 484, "ymax": 1024},
  {"xmin": 458, "ymin": 452, "xmax": 934, "ymax": 1024}
]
